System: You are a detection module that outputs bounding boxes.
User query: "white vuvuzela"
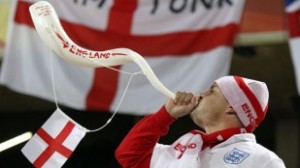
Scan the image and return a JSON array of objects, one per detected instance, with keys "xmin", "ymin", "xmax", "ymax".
[{"xmin": 29, "ymin": 1, "xmax": 175, "ymax": 100}]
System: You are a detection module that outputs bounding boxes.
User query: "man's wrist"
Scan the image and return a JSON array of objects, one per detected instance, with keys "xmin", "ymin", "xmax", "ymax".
[{"xmin": 152, "ymin": 106, "xmax": 176, "ymax": 128}]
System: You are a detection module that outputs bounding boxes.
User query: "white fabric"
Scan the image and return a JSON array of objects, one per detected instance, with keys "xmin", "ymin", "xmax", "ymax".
[
  {"xmin": 0, "ymin": 0, "xmax": 244, "ymax": 114},
  {"xmin": 285, "ymin": 0, "xmax": 300, "ymax": 12},
  {"xmin": 289, "ymin": 38, "xmax": 300, "ymax": 94},
  {"xmin": 0, "ymin": 25, "xmax": 94, "ymax": 110},
  {"xmin": 21, "ymin": 109, "xmax": 86, "ymax": 168},
  {"xmin": 286, "ymin": 0, "xmax": 300, "ymax": 94},
  {"xmin": 132, "ymin": 0, "xmax": 245, "ymax": 34},
  {"xmin": 31, "ymin": 0, "xmax": 114, "ymax": 30},
  {"xmin": 151, "ymin": 133, "xmax": 285, "ymax": 168},
  {"xmin": 114, "ymin": 47, "xmax": 232, "ymax": 114},
  {"xmin": 215, "ymin": 76, "xmax": 269, "ymax": 130}
]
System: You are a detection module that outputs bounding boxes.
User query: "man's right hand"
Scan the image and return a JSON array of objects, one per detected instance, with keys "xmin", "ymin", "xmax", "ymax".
[{"xmin": 165, "ymin": 91, "xmax": 199, "ymax": 119}]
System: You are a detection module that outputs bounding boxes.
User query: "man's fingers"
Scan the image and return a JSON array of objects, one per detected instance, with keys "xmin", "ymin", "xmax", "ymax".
[
  {"xmin": 192, "ymin": 95, "xmax": 200, "ymax": 104},
  {"xmin": 168, "ymin": 92, "xmax": 198, "ymax": 118},
  {"xmin": 183, "ymin": 92, "xmax": 194, "ymax": 105},
  {"xmin": 175, "ymin": 92, "xmax": 182, "ymax": 104},
  {"xmin": 175, "ymin": 92, "xmax": 195, "ymax": 105}
]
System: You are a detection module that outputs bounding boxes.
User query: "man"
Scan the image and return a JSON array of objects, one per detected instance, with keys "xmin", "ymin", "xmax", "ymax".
[{"xmin": 115, "ymin": 76, "xmax": 285, "ymax": 168}]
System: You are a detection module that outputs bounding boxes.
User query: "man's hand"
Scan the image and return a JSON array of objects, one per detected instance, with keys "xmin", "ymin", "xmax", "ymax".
[{"xmin": 165, "ymin": 92, "xmax": 199, "ymax": 119}]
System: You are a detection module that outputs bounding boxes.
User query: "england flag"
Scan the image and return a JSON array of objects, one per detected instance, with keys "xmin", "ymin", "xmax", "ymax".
[
  {"xmin": 21, "ymin": 108, "xmax": 86, "ymax": 168},
  {"xmin": 0, "ymin": 0, "xmax": 245, "ymax": 115}
]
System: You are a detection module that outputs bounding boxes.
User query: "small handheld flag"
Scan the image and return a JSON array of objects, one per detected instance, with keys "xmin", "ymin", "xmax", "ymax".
[{"xmin": 21, "ymin": 109, "xmax": 86, "ymax": 168}]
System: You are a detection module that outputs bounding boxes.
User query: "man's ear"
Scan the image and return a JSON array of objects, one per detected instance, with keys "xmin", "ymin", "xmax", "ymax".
[{"xmin": 225, "ymin": 107, "xmax": 236, "ymax": 115}]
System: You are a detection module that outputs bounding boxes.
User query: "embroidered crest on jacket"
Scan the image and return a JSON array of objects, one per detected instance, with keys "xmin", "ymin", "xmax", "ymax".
[{"xmin": 223, "ymin": 148, "xmax": 249, "ymax": 164}]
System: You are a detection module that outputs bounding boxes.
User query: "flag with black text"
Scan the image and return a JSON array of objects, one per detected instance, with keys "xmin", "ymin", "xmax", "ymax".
[{"xmin": 0, "ymin": 0, "xmax": 245, "ymax": 115}]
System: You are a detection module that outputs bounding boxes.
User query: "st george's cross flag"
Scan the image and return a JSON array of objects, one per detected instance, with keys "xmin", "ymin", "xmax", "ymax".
[
  {"xmin": 0, "ymin": 0, "xmax": 245, "ymax": 115},
  {"xmin": 285, "ymin": 0, "xmax": 300, "ymax": 94},
  {"xmin": 21, "ymin": 108, "xmax": 86, "ymax": 168}
]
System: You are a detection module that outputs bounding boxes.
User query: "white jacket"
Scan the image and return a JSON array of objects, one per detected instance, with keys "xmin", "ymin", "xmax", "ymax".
[
  {"xmin": 151, "ymin": 133, "xmax": 285, "ymax": 168},
  {"xmin": 115, "ymin": 107, "xmax": 286, "ymax": 168}
]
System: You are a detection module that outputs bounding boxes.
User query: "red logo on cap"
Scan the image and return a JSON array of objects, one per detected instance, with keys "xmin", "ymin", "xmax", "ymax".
[{"xmin": 241, "ymin": 103, "xmax": 256, "ymax": 125}]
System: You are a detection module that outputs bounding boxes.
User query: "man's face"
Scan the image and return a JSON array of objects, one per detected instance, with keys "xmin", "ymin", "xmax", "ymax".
[{"xmin": 190, "ymin": 83, "xmax": 230, "ymax": 129}]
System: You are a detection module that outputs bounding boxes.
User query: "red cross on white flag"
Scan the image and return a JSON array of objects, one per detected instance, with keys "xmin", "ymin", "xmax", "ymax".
[
  {"xmin": 0, "ymin": 0, "xmax": 245, "ymax": 115},
  {"xmin": 22, "ymin": 109, "xmax": 86, "ymax": 168}
]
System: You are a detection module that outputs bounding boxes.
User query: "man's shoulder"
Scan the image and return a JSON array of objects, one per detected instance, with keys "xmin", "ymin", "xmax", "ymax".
[
  {"xmin": 251, "ymin": 142, "xmax": 282, "ymax": 160},
  {"xmin": 213, "ymin": 133, "xmax": 280, "ymax": 158},
  {"xmin": 209, "ymin": 134, "xmax": 285, "ymax": 167},
  {"xmin": 219, "ymin": 134, "xmax": 283, "ymax": 162}
]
